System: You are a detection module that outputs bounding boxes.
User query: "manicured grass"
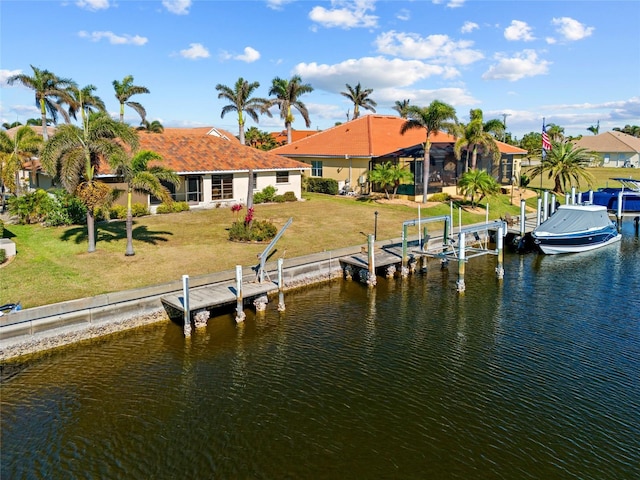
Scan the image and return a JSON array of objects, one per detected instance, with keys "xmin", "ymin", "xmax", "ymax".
[
  {"xmin": 1, "ymin": 192, "xmax": 520, "ymax": 309},
  {"xmin": 522, "ymin": 166, "xmax": 638, "ymax": 192}
]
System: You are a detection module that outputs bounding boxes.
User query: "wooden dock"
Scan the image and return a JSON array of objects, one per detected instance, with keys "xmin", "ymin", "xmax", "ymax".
[{"xmin": 161, "ymin": 279, "xmax": 279, "ymax": 313}]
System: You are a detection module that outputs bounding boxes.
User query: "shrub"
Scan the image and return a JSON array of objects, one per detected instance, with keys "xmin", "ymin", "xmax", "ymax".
[
  {"xmin": 156, "ymin": 201, "xmax": 189, "ymax": 214},
  {"xmin": 428, "ymin": 192, "xmax": 451, "ymax": 202},
  {"xmin": 273, "ymin": 195, "xmax": 286, "ymax": 203},
  {"xmin": 8, "ymin": 189, "xmax": 55, "ymax": 224},
  {"xmin": 49, "ymin": 189, "xmax": 87, "ymax": 226},
  {"xmin": 283, "ymin": 191, "xmax": 297, "ymax": 202},
  {"xmin": 109, "ymin": 204, "xmax": 127, "ymax": 220},
  {"xmin": 94, "ymin": 206, "xmax": 109, "ymax": 221},
  {"xmin": 228, "ymin": 219, "xmax": 277, "ymax": 242},
  {"xmin": 0, "ymin": 219, "xmax": 4, "ymax": 238},
  {"xmin": 253, "ymin": 191, "xmax": 266, "ymax": 204},
  {"xmin": 306, "ymin": 177, "xmax": 339, "ymax": 195},
  {"xmin": 131, "ymin": 203, "xmax": 150, "ymax": 217},
  {"xmin": 0, "ymin": 249, "xmax": 5, "ymax": 264}
]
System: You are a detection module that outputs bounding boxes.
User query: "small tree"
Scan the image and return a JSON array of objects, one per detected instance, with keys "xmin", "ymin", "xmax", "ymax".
[
  {"xmin": 457, "ymin": 169, "xmax": 500, "ymax": 208},
  {"xmin": 368, "ymin": 161, "xmax": 413, "ymax": 199}
]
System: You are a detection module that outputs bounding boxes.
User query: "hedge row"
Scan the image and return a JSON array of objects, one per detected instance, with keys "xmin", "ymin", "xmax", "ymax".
[{"xmin": 306, "ymin": 178, "xmax": 339, "ymax": 195}]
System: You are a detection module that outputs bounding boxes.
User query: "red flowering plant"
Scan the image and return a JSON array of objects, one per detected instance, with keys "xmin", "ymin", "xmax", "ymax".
[
  {"xmin": 231, "ymin": 203, "xmax": 243, "ymax": 220},
  {"xmin": 244, "ymin": 206, "xmax": 254, "ymax": 225}
]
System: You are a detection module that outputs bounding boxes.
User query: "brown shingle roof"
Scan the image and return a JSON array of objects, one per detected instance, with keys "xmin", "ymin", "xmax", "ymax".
[
  {"xmin": 574, "ymin": 131, "xmax": 640, "ymax": 153},
  {"xmin": 271, "ymin": 114, "xmax": 525, "ymax": 157},
  {"xmin": 138, "ymin": 130, "xmax": 309, "ymax": 174}
]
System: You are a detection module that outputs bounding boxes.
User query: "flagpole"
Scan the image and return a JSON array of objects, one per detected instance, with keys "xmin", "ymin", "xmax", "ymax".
[{"xmin": 540, "ymin": 117, "xmax": 545, "ymax": 196}]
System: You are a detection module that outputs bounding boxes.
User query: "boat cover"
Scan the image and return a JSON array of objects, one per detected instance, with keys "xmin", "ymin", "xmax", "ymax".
[{"xmin": 533, "ymin": 205, "xmax": 613, "ymax": 237}]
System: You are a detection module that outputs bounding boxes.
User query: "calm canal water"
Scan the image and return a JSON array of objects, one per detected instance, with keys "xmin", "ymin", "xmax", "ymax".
[{"xmin": 2, "ymin": 222, "xmax": 639, "ymax": 479}]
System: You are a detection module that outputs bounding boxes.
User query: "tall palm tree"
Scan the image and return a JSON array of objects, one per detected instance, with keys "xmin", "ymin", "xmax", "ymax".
[
  {"xmin": 215, "ymin": 77, "xmax": 271, "ymax": 145},
  {"xmin": 587, "ymin": 120, "xmax": 600, "ymax": 135},
  {"xmin": 341, "ymin": 82, "xmax": 377, "ymax": 120},
  {"xmin": 40, "ymin": 112, "xmax": 139, "ymax": 253},
  {"xmin": 457, "ymin": 169, "xmax": 500, "ymax": 208},
  {"xmin": 400, "ymin": 100, "xmax": 458, "ymax": 203},
  {"xmin": 529, "ymin": 140, "xmax": 595, "ymax": 194},
  {"xmin": 393, "ymin": 99, "xmax": 411, "ymax": 118},
  {"xmin": 268, "ymin": 75, "xmax": 313, "ymax": 144},
  {"xmin": 113, "ymin": 75, "xmax": 150, "ymax": 124},
  {"xmin": 110, "ymin": 150, "xmax": 179, "ymax": 256},
  {"xmin": 545, "ymin": 123, "xmax": 565, "ymax": 142},
  {"xmin": 138, "ymin": 120, "xmax": 164, "ymax": 133},
  {"xmin": 0, "ymin": 126, "xmax": 42, "ymax": 209},
  {"xmin": 7, "ymin": 65, "xmax": 77, "ymax": 140},
  {"xmin": 453, "ymin": 109, "xmax": 503, "ymax": 171},
  {"xmin": 68, "ymin": 84, "xmax": 106, "ymax": 124}
]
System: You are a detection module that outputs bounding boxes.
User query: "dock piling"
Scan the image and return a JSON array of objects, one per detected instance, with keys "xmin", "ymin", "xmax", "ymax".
[
  {"xmin": 182, "ymin": 275, "xmax": 191, "ymax": 337},
  {"xmin": 456, "ymin": 232, "xmax": 466, "ymax": 293},
  {"xmin": 235, "ymin": 265, "xmax": 246, "ymax": 323},
  {"xmin": 367, "ymin": 234, "xmax": 377, "ymax": 286},
  {"xmin": 277, "ymin": 258, "xmax": 285, "ymax": 312},
  {"xmin": 519, "ymin": 199, "xmax": 527, "ymax": 237},
  {"xmin": 496, "ymin": 225, "xmax": 504, "ymax": 279}
]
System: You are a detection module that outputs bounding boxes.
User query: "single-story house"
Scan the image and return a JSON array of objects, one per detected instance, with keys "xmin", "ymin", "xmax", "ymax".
[
  {"xmin": 11, "ymin": 126, "xmax": 309, "ymax": 208},
  {"xmin": 573, "ymin": 131, "xmax": 640, "ymax": 168},
  {"xmin": 271, "ymin": 115, "xmax": 527, "ymax": 200}
]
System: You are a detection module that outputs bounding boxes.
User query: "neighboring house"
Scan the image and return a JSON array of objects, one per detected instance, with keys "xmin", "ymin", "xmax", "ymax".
[
  {"xmin": 14, "ymin": 126, "xmax": 309, "ymax": 208},
  {"xmin": 270, "ymin": 129, "xmax": 320, "ymax": 146},
  {"xmin": 573, "ymin": 131, "xmax": 640, "ymax": 168},
  {"xmin": 271, "ymin": 115, "xmax": 526, "ymax": 200}
]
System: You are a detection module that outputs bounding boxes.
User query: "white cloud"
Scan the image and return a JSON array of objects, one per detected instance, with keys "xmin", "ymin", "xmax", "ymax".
[
  {"xmin": 447, "ymin": 0, "xmax": 465, "ymax": 8},
  {"xmin": 375, "ymin": 31, "xmax": 483, "ymax": 66},
  {"xmin": 552, "ymin": 17, "xmax": 594, "ymax": 41},
  {"xmin": 0, "ymin": 69, "xmax": 22, "ymax": 86},
  {"xmin": 504, "ymin": 20, "xmax": 535, "ymax": 41},
  {"xmin": 162, "ymin": 0, "xmax": 192, "ymax": 15},
  {"xmin": 78, "ymin": 31, "xmax": 148, "ymax": 46},
  {"xmin": 482, "ymin": 50, "xmax": 551, "ymax": 81},
  {"xmin": 293, "ymin": 56, "xmax": 460, "ymax": 93},
  {"xmin": 375, "ymin": 86, "xmax": 479, "ymax": 107},
  {"xmin": 396, "ymin": 9, "xmax": 410, "ymax": 21},
  {"xmin": 461, "ymin": 21, "xmax": 478, "ymax": 34},
  {"xmin": 180, "ymin": 43, "xmax": 210, "ymax": 60},
  {"xmin": 235, "ymin": 47, "xmax": 260, "ymax": 63},
  {"xmin": 309, "ymin": 0, "xmax": 378, "ymax": 29},
  {"xmin": 219, "ymin": 46, "xmax": 260, "ymax": 63},
  {"xmin": 75, "ymin": 0, "xmax": 110, "ymax": 11},
  {"xmin": 266, "ymin": 0, "xmax": 294, "ymax": 10}
]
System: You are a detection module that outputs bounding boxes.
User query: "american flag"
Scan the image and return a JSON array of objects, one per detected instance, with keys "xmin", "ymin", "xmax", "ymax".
[{"xmin": 542, "ymin": 127, "xmax": 551, "ymax": 152}]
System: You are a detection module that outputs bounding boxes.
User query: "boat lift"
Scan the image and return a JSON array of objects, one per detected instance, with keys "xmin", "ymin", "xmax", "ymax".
[{"xmin": 257, "ymin": 217, "xmax": 293, "ymax": 283}]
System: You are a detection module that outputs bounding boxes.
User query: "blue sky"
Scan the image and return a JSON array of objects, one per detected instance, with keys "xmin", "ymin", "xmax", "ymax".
[{"xmin": 1, "ymin": 0, "xmax": 639, "ymax": 140}]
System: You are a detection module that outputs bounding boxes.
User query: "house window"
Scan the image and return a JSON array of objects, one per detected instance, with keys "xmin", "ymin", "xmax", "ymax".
[
  {"xmin": 311, "ymin": 161, "xmax": 323, "ymax": 177},
  {"xmin": 276, "ymin": 171, "xmax": 289, "ymax": 183},
  {"xmin": 150, "ymin": 180, "xmax": 177, "ymax": 205},
  {"xmin": 187, "ymin": 176, "xmax": 202, "ymax": 202},
  {"xmin": 211, "ymin": 174, "xmax": 233, "ymax": 200}
]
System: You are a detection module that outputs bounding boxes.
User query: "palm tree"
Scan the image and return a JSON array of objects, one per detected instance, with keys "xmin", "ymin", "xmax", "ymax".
[
  {"xmin": 268, "ymin": 75, "xmax": 314, "ymax": 144},
  {"xmin": 392, "ymin": 99, "xmax": 411, "ymax": 118},
  {"xmin": 613, "ymin": 125, "xmax": 640, "ymax": 137},
  {"xmin": 400, "ymin": 100, "xmax": 458, "ymax": 203},
  {"xmin": 453, "ymin": 109, "xmax": 502, "ymax": 171},
  {"xmin": 138, "ymin": 120, "xmax": 164, "ymax": 133},
  {"xmin": 545, "ymin": 123, "xmax": 565, "ymax": 142},
  {"xmin": 529, "ymin": 140, "xmax": 595, "ymax": 194},
  {"xmin": 457, "ymin": 169, "xmax": 500, "ymax": 208},
  {"xmin": 2, "ymin": 121, "xmax": 22, "ymax": 130},
  {"xmin": 110, "ymin": 150, "xmax": 179, "ymax": 256},
  {"xmin": 113, "ymin": 75, "xmax": 150, "ymax": 124},
  {"xmin": 7, "ymin": 65, "xmax": 77, "ymax": 140},
  {"xmin": 341, "ymin": 82, "xmax": 377, "ymax": 120},
  {"xmin": 245, "ymin": 126, "xmax": 278, "ymax": 151},
  {"xmin": 368, "ymin": 161, "xmax": 414, "ymax": 199},
  {"xmin": 68, "ymin": 84, "xmax": 106, "ymax": 124},
  {"xmin": 587, "ymin": 121, "xmax": 600, "ymax": 135},
  {"xmin": 216, "ymin": 77, "xmax": 271, "ymax": 145},
  {"xmin": 40, "ymin": 112, "xmax": 139, "ymax": 253},
  {"xmin": 0, "ymin": 126, "xmax": 42, "ymax": 210}
]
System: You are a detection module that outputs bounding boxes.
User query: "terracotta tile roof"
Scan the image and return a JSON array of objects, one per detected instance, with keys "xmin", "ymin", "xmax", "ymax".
[
  {"xmin": 574, "ymin": 131, "xmax": 640, "ymax": 153},
  {"xmin": 494, "ymin": 140, "xmax": 527, "ymax": 154},
  {"xmin": 162, "ymin": 127, "xmax": 240, "ymax": 143},
  {"xmin": 270, "ymin": 114, "xmax": 523, "ymax": 158},
  {"xmin": 271, "ymin": 129, "xmax": 320, "ymax": 145},
  {"xmin": 137, "ymin": 130, "xmax": 309, "ymax": 174}
]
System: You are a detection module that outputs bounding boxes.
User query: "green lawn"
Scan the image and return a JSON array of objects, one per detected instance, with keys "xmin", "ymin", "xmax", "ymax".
[{"xmin": 1, "ymin": 192, "xmax": 523, "ymax": 309}]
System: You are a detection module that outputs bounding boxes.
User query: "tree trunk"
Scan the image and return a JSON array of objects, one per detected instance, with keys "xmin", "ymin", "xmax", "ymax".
[
  {"xmin": 422, "ymin": 141, "xmax": 431, "ymax": 204},
  {"xmin": 87, "ymin": 210, "xmax": 96, "ymax": 253},
  {"xmin": 286, "ymin": 121, "xmax": 292, "ymax": 144},
  {"xmin": 40, "ymin": 98, "xmax": 48, "ymax": 141},
  {"xmin": 247, "ymin": 168, "xmax": 254, "ymax": 210},
  {"xmin": 471, "ymin": 146, "xmax": 478, "ymax": 170},
  {"xmin": 125, "ymin": 190, "xmax": 134, "ymax": 256}
]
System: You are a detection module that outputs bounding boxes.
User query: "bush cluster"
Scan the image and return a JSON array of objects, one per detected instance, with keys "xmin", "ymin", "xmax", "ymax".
[
  {"xmin": 306, "ymin": 177, "xmax": 339, "ymax": 195},
  {"xmin": 0, "ymin": 248, "xmax": 5, "ymax": 265},
  {"xmin": 156, "ymin": 201, "xmax": 190, "ymax": 214},
  {"xmin": 228, "ymin": 220, "xmax": 277, "ymax": 242},
  {"xmin": 428, "ymin": 192, "xmax": 451, "ymax": 202},
  {"xmin": 8, "ymin": 189, "xmax": 87, "ymax": 226},
  {"xmin": 253, "ymin": 185, "xmax": 277, "ymax": 204},
  {"xmin": 95, "ymin": 203, "xmax": 150, "ymax": 220},
  {"xmin": 0, "ymin": 218, "xmax": 4, "ymax": 238}
]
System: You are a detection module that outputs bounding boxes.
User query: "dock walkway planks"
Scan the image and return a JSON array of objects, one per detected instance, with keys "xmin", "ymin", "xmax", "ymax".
[{"xmin": 161, "ymin": 279, "xmax": 279, "ymax": 313}]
